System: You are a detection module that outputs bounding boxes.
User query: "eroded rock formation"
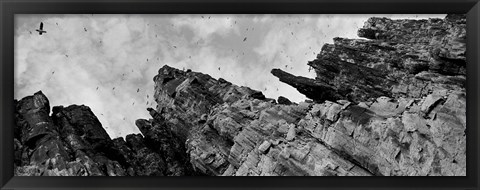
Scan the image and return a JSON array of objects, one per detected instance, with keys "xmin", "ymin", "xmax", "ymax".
[{"xmin": 14, "ymin": 14, "xmax": 466, "ymax": 176}]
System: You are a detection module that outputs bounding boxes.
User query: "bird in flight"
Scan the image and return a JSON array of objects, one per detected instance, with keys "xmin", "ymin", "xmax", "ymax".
[
  {"xmin": 243, "ymin": 37, "xmax": 247, "ymax": 42},
  {"xmin": 36, "ymin": 22, "xmax": 47, "ymax": 35}
]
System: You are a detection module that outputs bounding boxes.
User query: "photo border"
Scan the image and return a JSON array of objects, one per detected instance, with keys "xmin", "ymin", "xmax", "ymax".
[{"xmin": 1, "ymin": 0, "xmax": 479, "ymax": 189}]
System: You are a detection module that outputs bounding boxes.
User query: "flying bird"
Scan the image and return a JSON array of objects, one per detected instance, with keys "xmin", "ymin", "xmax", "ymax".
[
  {"xmin": 218, "ymin": 67, "xmax": 220, "ymax": 71},
  {"xmin": 84, "ymin": 27, "xmax": 87, "ymax": 32},
  {"xmin": 96, "ymin": 87, "xmax": 99, "ymax": 90},
  {"xmin": 36, "ymin": 22, "xmax": 47, "ymax": 35},
  {"xmin": 173, "ymin": 46, "xmax": 177, "ymax": 48},
  {"xmin": 243, "ymin": 37, "xmax": 247, "ymax": 42},
  {"xmin": 137, "ymin": 88, "xmax": 140, "ymax": 93}
]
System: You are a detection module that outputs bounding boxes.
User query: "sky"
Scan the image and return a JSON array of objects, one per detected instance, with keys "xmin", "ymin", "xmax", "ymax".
[{"xmin": 14, "ymin": 14, "xmax": 445, "ymax": 138}]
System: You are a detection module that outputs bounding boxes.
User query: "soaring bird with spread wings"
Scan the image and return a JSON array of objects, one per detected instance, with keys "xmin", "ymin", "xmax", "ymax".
[{"xmin": 36, "ymin": 22, "xmax": 47, "ymax": 35}]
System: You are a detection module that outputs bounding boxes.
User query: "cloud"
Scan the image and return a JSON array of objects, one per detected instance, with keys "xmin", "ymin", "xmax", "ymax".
[{"xmin": 171, "ymin": 14, "xmax": 239, "ymax": 43}]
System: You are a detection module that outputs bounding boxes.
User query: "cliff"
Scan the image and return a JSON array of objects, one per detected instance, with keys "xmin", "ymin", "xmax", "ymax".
[{"xmin": 14, "ymin": 14, "xmax": 466, "ymax": 176}]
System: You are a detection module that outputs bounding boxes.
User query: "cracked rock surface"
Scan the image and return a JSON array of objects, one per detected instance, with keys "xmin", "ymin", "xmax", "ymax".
[{"xmin": 14, "ymin": 14, "xmax": 465, "ymax": 176}]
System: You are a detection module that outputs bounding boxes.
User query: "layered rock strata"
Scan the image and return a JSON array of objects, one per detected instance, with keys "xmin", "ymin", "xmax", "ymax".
[{"xmin": 14, "ymin": 14, "xmax": 466, "ymax": 176}]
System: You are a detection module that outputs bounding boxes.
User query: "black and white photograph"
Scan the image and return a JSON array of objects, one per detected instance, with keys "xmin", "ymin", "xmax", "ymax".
[{"xmin": 13, "ymin": 14, "xmax": 466, "ymax": 176}]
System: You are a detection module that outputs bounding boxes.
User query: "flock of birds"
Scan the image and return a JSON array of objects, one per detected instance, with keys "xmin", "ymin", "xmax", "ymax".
[{"xmin": 29, "ymin": 15, "xmax": 339, "ymax": 137}]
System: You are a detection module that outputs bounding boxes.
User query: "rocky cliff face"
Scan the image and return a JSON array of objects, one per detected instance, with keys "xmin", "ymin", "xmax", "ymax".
[{"xmin": 14, "ymin": 14, "xmax": 466, "ymax": 176}]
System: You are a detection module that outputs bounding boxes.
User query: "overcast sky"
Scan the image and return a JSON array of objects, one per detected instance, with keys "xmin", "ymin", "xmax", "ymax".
[{"xmin": 14, "ymin": 14, "xmax": 445, "ymax": 138}]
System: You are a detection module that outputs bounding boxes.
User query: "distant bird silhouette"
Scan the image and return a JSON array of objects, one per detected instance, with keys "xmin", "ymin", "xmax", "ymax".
[
  {"xmin": 112, "ymin": 87, "xmax": 115, "ymax": 90},
  {"xmin": 84, "ymin": 27, "xmax": 87, "ymax": 32},
  {"xmin": 137, "ymin": 88, "xmax": 140, "ymax": 93},
  {"xmin": 36, "ymin": 22, "xmax": 47, "ymax": 35},
  {"xmin": 243, "ymin": 37, "xmax": 247, "ymax": 42},
  {"xmin": 218, "ymin": 67, "xmax": 220, "ymax": 71},
  {"xmin": 65, "ymin": 54, "xmax": 68, "ymax": 58},
  {"xmin": 173, "ymin": 46, "xmax": 177, "ymax": 48},
  {"xmin": 96, "ymin": 87, "xmax": 99, "ymax": 90}
]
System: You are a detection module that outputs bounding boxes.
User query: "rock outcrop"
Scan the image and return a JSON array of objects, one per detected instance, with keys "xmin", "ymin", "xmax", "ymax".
[
  {"xmin": 14, "ymin": 91, "xmax": 199, "ymax": 176},
  {"xmin": 14, "ymin": 14, "xmax": 466, "ymax": 176}
]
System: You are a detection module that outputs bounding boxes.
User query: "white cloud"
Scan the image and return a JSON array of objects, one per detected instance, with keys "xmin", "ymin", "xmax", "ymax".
[{"xmin": 171, "ymin": 14, "xmax": 239, "ymax": 43}]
